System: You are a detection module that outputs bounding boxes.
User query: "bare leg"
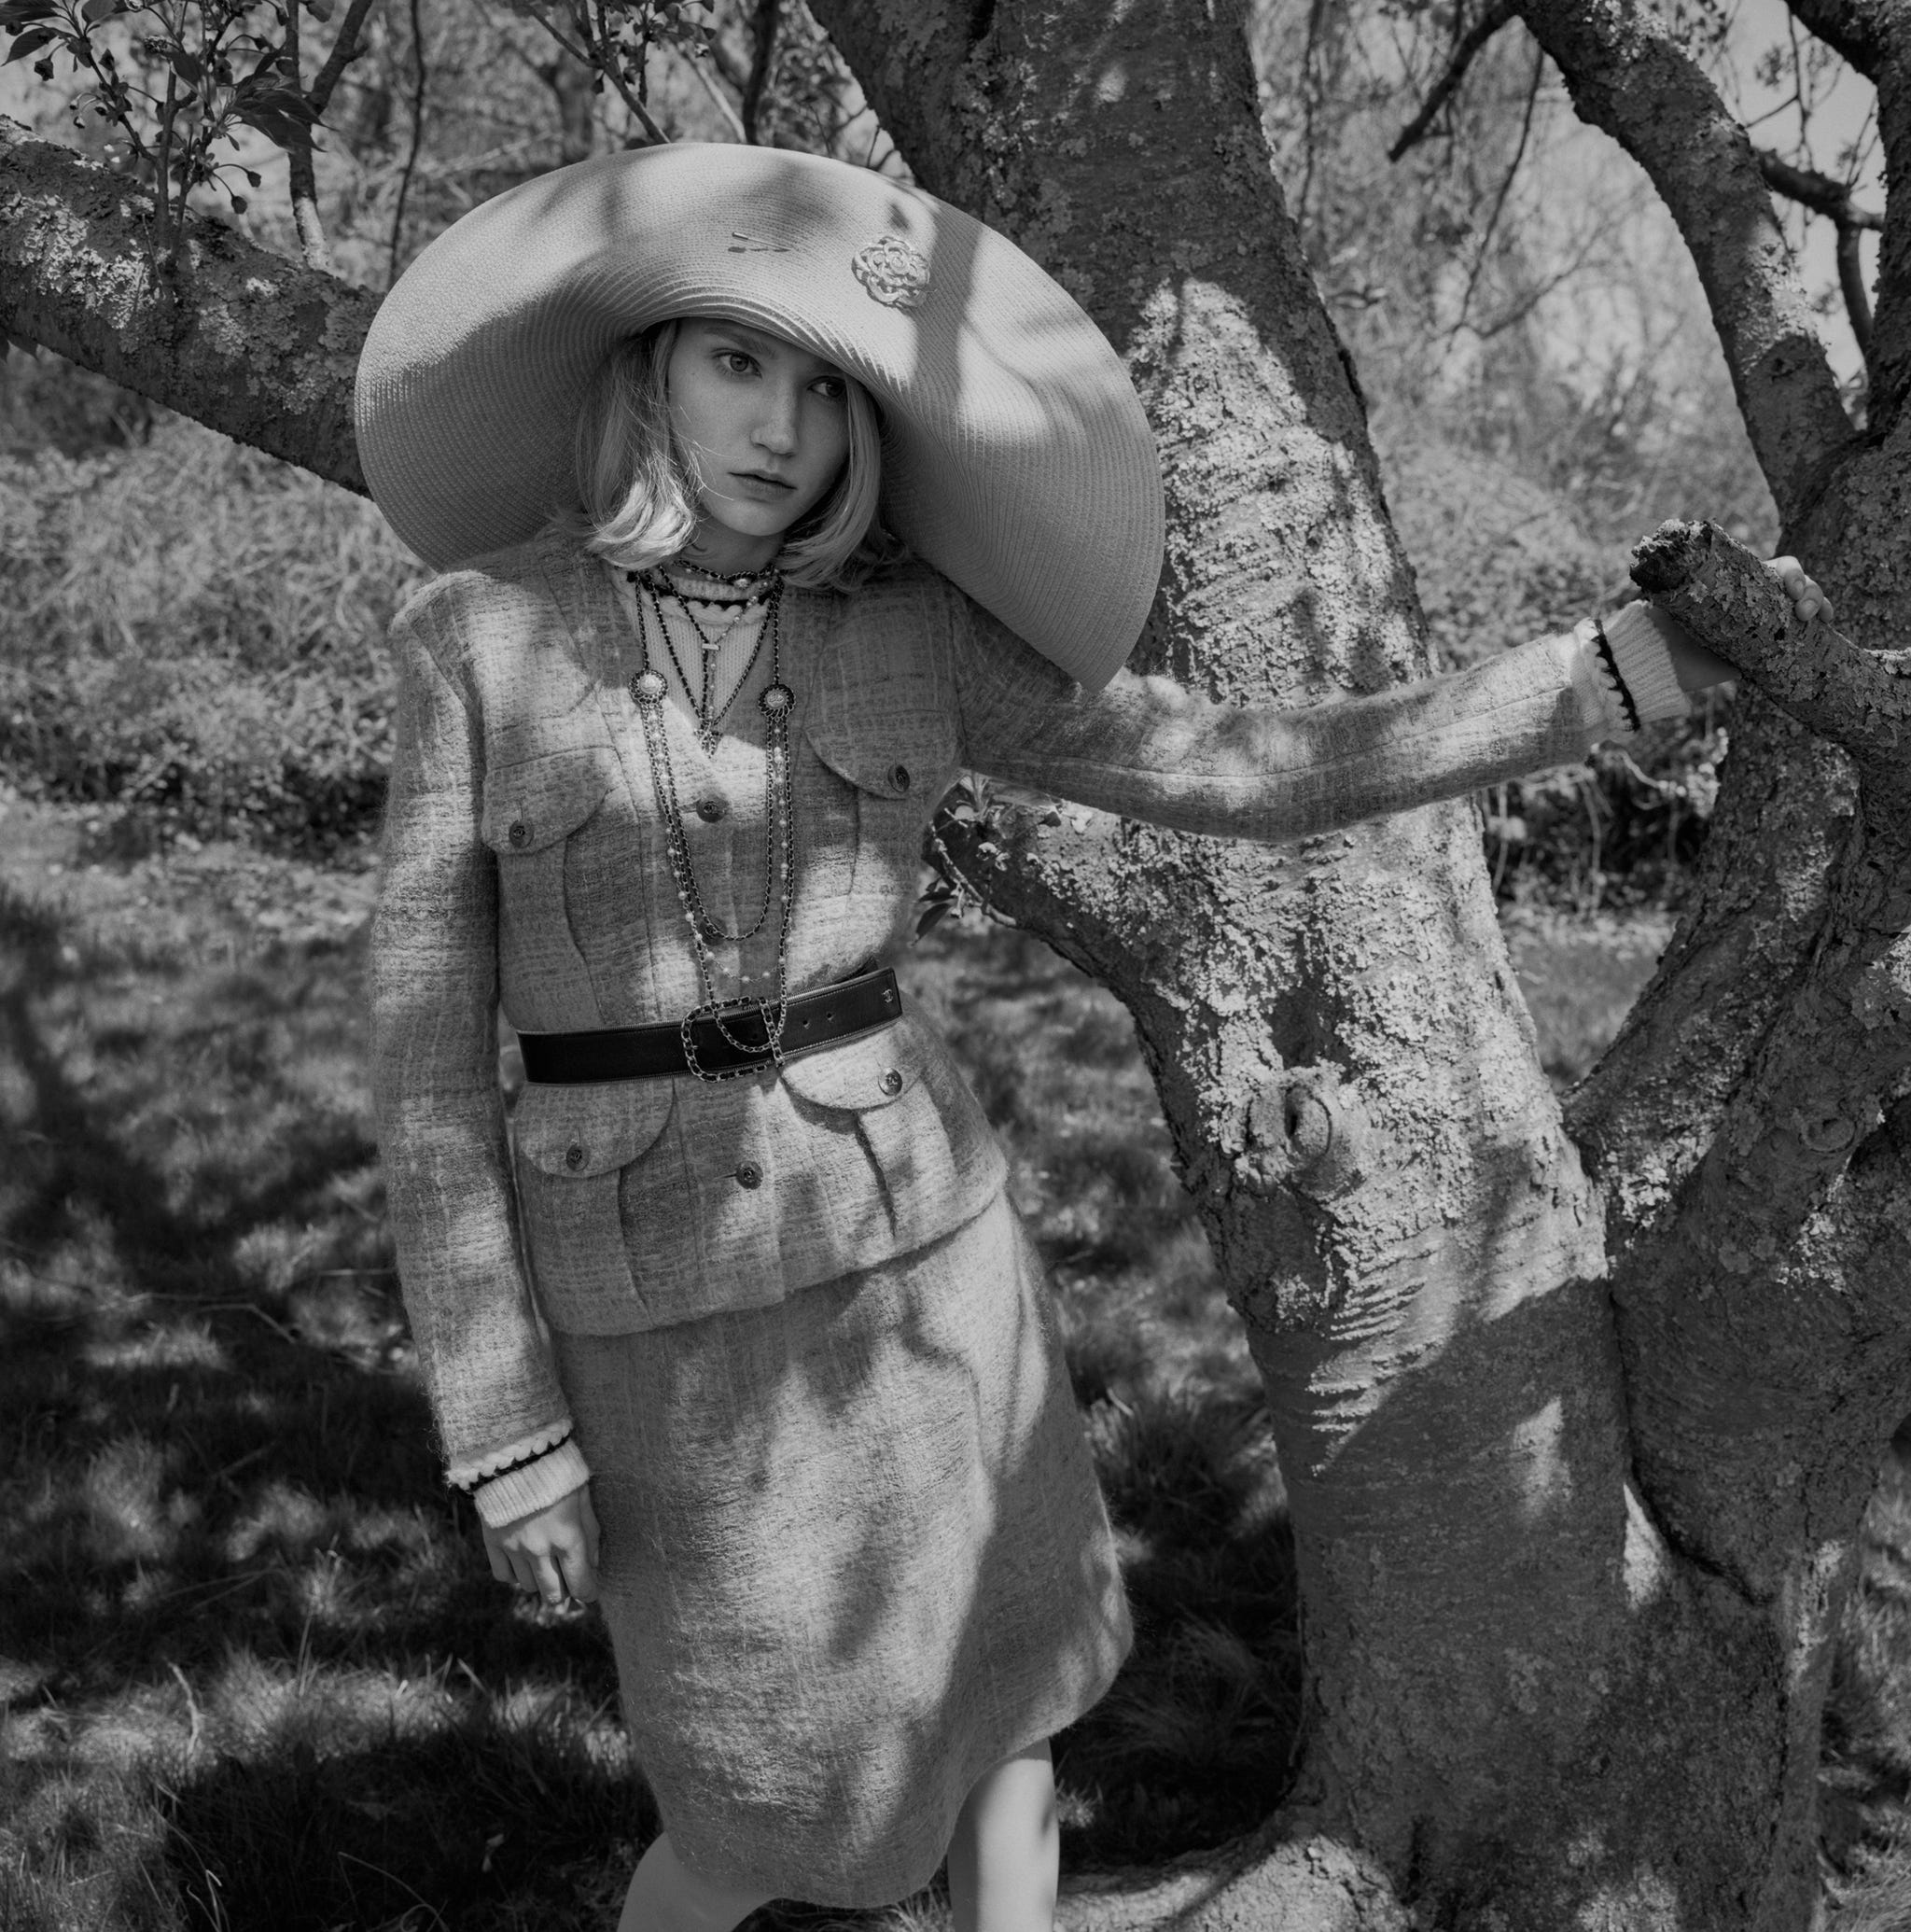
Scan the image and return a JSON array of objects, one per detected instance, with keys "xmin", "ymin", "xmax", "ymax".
[
  {"xmin": 618, "ymin": 1832, "xmax": 776, "ymax": 1932},
  {"xmin": 945, "ymin": 1742, "xmax": 1059, "ymax": 1932}
]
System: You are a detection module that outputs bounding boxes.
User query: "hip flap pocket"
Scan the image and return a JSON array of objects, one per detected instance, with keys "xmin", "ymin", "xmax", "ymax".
[
  {"xmin": 778, "ymin": 1015, "xmax": 1002, "ymax": 1244},
  {"xmin": 512, "ymin": 1080, "xmax": 676, "ymax": 1327}
]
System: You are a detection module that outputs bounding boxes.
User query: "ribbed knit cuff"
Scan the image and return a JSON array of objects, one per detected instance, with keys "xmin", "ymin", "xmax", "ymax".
[
  {"xmin": 472, "ymin": 1438, "xmax": 593, "ymax": 1528},
  {"xmin": 1601, "ymin": 602, "xmax": 1692, "ymax": 727}
]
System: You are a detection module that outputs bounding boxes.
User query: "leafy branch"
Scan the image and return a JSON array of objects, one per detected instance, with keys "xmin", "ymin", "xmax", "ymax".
[
  {"xmin": 502, "ymin": 0, "xmax": 716, "ymax": 144},
  {"xmin": 0, "ymin": 0, "xmax": 358, "ymax": 257}
]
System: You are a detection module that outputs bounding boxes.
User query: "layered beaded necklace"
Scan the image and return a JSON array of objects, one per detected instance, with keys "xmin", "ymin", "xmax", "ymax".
[{"xmin": 620, "ymin": 565, "xmax": 799, "ymax": 1079}]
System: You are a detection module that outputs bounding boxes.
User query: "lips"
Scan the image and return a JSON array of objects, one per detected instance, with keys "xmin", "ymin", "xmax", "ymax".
[{"xmin": 731, "ymin": 469, "xmax": 796, "ymax": 497}]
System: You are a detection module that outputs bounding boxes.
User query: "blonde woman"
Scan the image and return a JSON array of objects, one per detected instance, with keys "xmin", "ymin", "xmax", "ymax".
[{"xmin": 356, "ymin": 144, "xmax": 1824, "ymax": 1932}]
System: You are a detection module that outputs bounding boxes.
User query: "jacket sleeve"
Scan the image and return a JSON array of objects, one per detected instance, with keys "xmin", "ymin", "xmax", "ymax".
[
  {"xmin": 371, "ymin": 593, "xmax": 592, "ymax": 1527},
  {"xmin": 950, "ymin": 592, "xmax": 1682, "ymax": 843}
]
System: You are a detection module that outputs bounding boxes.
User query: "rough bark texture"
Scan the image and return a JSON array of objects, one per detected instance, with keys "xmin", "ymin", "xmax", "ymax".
[
  {"xmin": 0, "ymin": 117, "xmax": 374, "ymax": 492},
  {"xmin": 805, "ymin": 3, "xmax": 1878, "ymax": 1926},
  {"xmin": 809, "ymin": 4, "xmax": 1911, "ymax": 1927}
]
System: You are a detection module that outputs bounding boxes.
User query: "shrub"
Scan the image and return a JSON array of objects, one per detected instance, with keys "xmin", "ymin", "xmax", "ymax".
[{"xmin": 0, "ymin": 413, "xmax": 426, "ymax": 856}]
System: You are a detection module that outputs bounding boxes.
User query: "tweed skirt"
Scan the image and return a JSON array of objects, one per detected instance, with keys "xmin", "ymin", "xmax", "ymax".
[{"xmin": 550, "ymin": 1187, "xmax": 1133, "ymax": 1907}]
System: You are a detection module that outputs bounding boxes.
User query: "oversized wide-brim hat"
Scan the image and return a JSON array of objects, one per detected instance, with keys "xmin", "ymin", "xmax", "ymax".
[{"xmin": 354, "ymin": 143, "xmax": 1164, "ymax": 692}]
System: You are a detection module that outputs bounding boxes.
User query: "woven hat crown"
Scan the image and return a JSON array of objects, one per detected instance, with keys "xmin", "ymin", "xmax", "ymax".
[{"xmin": 354, "ymin": 144, "xmax": 1165, "ymax": 691}]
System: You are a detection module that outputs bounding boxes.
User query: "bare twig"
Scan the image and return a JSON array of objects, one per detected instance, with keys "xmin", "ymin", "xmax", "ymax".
[
  {"xmin": 1390, "ymin": 0, "xmax": 1520, "ymax": 161},
  {"xmin": 687, "ymin": 50, "xmax": 746, "ymax": 140},
  {"xmin": 306, "ymin": 0, "xmax": 381, "ymax": 116},
  {"xmin": 1445, "ymin": 41, "xmax": 1542, "ymax": 341},
  {"xmin": 153, "ymin": 64, "xmax": 178, "ymax": 252},
  {"xmin": 283, "ymin": 2, "xmax": 331, "ymax": 273},
  {"xmin": 1836, "ymin": 220, "xmax": 1874, "ymax": 355},
  {"xmin": 387, "ymin": 0, "xmax": 429, "ymax": 287},
  {"xmin": 741, "ymin": 0, "xmax": 779, "ymax": 145},
  {"xmin": 512, "ymin": 5, "xmax": 670, "ymax": 145}
]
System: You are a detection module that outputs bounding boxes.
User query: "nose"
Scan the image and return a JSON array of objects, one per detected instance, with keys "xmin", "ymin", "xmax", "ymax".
[{"xmin": 751, "ymin": 378, "xmax": 802, "ymax": 457}]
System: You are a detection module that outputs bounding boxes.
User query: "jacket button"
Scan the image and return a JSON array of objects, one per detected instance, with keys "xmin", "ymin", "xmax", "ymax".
[
  {"xmin": 880, "ymin": 1069, "xmax": 903, "ymax": 1097},
  {"xmin": 890, "ymin": 763, "xmax": 912, "ymax": 793},
  {"xmin": 565, "ymin": 1143, "xmax": 585, "ymax": 1170},
  {"xmin": 509, "ymin": 820, "xmax": 529, "ymax": 847},
  {"xmin": 694, "ymin": 795, "xmax": 728, "ymax": 822},
  {"xmin": 734, "ymin": 1161, "xmax": 762, "ymax": 1189}
]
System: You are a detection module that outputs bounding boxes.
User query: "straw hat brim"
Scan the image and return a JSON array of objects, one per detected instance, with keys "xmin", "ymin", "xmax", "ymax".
[{"xmin": 353, "ymin": 144, "xmax": 1164, "ymax": 692}]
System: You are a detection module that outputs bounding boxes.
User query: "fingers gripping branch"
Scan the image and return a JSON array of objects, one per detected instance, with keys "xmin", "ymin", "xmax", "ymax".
[{"xmin": 1631, "ymin": 519, "xmax": 1911, "ymax": 811}]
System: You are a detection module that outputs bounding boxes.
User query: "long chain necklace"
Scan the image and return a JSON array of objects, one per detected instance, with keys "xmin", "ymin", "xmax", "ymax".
[{"xmin": 622, "ymin": 570, "xmax": 799, "ymax": 1080}]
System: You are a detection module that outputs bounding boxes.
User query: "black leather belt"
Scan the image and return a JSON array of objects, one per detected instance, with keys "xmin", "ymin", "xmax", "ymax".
[{"xmin": 517, "ymin": 967, "xmax": 903, "ymax": 1084}]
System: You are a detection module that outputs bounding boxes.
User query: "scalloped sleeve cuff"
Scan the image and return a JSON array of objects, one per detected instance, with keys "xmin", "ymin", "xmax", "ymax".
[{"xmin": 1599, "ymin": 603, "xmax": 1692, "ymax": 728}]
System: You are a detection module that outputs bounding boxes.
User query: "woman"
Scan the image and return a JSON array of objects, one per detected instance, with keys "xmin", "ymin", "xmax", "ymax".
[{"xmin": 355, "ymin": 143, "xmax": 1825, "ymax": 1932}]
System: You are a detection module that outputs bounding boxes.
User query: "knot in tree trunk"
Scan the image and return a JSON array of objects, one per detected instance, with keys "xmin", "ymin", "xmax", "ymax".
[{"xmin": 1237, "ymin": 1063, "xmax": 1373, "ymax": 1201}]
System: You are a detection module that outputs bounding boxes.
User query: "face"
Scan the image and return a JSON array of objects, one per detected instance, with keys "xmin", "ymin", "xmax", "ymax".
[{"xmin": 665, "ymin": 318, "xmax": 853, "ymax": 574}]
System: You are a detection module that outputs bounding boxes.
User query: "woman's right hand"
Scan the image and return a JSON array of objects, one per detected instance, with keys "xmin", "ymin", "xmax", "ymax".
[{"xmin": 481, "ymin": 1483, "xmax": 602, "ymax": 1605}]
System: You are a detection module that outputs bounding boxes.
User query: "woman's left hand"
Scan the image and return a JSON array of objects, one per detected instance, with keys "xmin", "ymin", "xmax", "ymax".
[{"xmin": 1664, "ymin": 554, "xmax": 1834, "ymax": 693}]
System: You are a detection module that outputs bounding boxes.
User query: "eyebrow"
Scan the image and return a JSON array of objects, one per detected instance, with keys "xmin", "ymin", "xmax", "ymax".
[{"xmin": 702, "ymin": 320, "xmax": 844, "ymax": 379}]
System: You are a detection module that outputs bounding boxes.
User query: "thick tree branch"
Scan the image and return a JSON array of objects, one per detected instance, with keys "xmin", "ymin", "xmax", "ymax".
[
  {"xmin": 0, "ymin": 118, "xmax": 374, "ymax": 494},
  {"xmin": 1515, "ymin": 0, "xmax": 1857, "ymax": 525},
  {"xmin": 1757, "ymin": 146, "xmax": 1883, "ymax": 229},
  {"xmin": 1781, "ymin": 0, "xmax": 1891, "ymax": 77},
  {"xmin": 1632, "ymin": 519, "xmax": 1911, "ymax": 808},
  {"xmin": 1388, "ymin": 0, "xmax": 1520, "ymax": 162}
]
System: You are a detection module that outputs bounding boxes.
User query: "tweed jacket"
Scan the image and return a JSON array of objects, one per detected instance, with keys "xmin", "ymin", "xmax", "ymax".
[{"xmin": 370, "ymin": 533, "xmax": 1650, "ymax": 1515}]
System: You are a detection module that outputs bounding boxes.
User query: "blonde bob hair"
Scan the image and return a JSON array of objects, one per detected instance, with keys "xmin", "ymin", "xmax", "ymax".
[{"xmin": 558, "ymin": 319, "xmax": 898, "ymax": 590}]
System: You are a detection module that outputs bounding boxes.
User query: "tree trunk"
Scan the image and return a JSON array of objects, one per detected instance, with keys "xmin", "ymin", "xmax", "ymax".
[{"xmin": 806, "ymin": 2, "xmax": 1911, "ymax": 1925}]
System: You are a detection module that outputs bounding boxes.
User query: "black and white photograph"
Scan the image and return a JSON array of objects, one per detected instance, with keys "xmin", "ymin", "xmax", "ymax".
[{"xmin": 0, "ymin": 2, "xmax": 1903, "ymax": 1927}]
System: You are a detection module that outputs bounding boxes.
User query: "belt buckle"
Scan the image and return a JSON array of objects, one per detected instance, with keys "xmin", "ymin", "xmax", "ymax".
[{"xmin": 680, "ymin": 998, "xmax": 783, "ymax": 1083}]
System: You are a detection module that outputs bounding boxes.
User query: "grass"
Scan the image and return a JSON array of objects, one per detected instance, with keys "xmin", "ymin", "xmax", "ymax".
[
  {"xmin": 0, "ymin": 416, "xmax": 425, "ymax": 858},
  {"xmin": 0, "ymin": 801, "xmax": 1293, "ymax": 1929},
  {"xmin": 1, "ymin": 799, "xmax": 1904, "ymax": 1928}
]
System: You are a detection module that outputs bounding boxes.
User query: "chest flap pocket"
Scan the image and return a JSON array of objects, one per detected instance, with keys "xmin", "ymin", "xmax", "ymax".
[
  {"xmin": 481, "ymin": 745, "xmax": 619, "ymax": 856},
  {"xmin": 802, "ymin": 663, "xmax": 960, "ymax": 805}
]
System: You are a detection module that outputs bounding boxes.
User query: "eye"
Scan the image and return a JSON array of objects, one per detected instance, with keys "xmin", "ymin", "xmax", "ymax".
[
  {"xmin": 718, "ymin": 350, "xmax": 758, "ymax": 376},
  {"xmin": 812, "ymin": 374, "xmax": 848, "ymax": 403}
]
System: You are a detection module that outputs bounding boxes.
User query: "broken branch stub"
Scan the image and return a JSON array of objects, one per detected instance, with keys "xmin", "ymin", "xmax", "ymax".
[{"xmin": 1631, "ymin": 518, "xmax": 1911, "ymax": 805}]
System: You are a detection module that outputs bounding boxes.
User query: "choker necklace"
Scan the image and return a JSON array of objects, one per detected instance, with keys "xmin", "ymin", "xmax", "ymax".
[
  {"xmin": 622, "ymin": 570, "xmax": 798, "ymax": 1080},
  {"xmin": 667, "ymin": 560, "xmax": 780, "ymax": 596}
]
